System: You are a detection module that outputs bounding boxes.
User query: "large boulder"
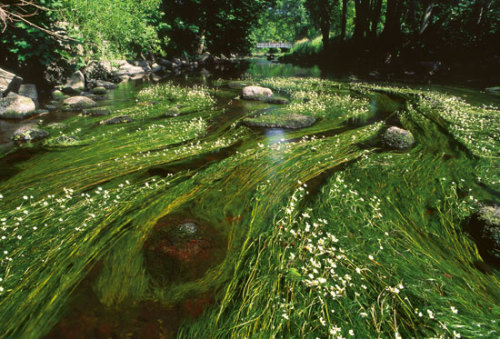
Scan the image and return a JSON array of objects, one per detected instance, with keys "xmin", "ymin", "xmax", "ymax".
[
  {"xmin": 382, "ymin": 126, "xmax": 415, "ymax": 149},
  {"xmin": 63, "ymin": 96, "xmax": 97, "ymax": 110},
  {"xmin": 0, "ymin": 68, "xmax": 23, "ymax": 96},
  {"xmin": 19, "ymin": 84, "xmax": 39, "ymax": 105},
  {"xmin": 241, "ymin": 86, "xmax": 273, "ymax": 101},
  {"xmin": 12, "ymin": 126, "xmax": 49, "ymax": 141},
  {"xmin": 84, "ymin": 60, "xmax": 115, "ymax": 81},
  {"xmin": 63, "ymin": 70, "xmax": 85, "ymax": 94},
  {"xmin": 0, "ymin": 93, "xmax": 37, "ymax": 119}
]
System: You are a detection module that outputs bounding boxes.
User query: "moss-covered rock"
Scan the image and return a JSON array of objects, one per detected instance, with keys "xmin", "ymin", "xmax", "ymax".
[
  {"xmin": 382, "ymin": 126, "xmax": 415, "ymax": 149},
  {"xmin": 12, "ymin": 126, "xmax": 49, "ymax": 141},
  {"xmin": 244, "ymin": 113, "xmax": 316, "ymax": 129},
  {"xmin": 0, "ymin": 93, "xmax": 37, "ymax": 119},
  {"xmin": 99, "ymin": 115, "xmax": 134, "ymax": 125},
  {"xmin": 90, "ymin": 87, "xmax": 107, "ymax": 95}
]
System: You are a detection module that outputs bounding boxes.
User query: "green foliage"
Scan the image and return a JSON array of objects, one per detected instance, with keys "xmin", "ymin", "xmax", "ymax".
[
  {"xmin": 60, "ymin": 0, "xmax": 163, "ymax": 60},
  {"xmin": 161, "ymin": 0, "xmax": 272, "ymax": 56}
]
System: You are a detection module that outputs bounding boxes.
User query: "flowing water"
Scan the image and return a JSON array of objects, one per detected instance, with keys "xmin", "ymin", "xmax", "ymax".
[{"xmin": 0, "ymin": 58, "xmax": 498, "ymax": 338}]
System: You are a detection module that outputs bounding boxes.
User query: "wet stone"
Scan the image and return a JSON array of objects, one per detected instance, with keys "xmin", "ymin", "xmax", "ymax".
[
  {"xmin": 12, "ymin": 126, "xmax": 49, "ymax": 141},
  {"xmin": 382, "ymin": 126, "xmax": 415, "ymax": 149},
  {"xmin": 99, "ymin": 115, "xmax": 134, "ymax": 125},
  {"xmin": 82, "ymin": 108, "xmax": 111, "ymax": 117},
  {"xmin": 467, "ymin": 205, "xmax": 500, "ymax": 267},
  {"xmin": 243, "ymin": 113, "xmax": 316, "ymax": 129}
]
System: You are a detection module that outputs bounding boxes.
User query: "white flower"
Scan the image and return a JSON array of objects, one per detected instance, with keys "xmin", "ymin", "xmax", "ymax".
[
  {"xmin": 349, "ymin": 329, "xmax": 354, "ymax": 336},
  {"xmin": 23, "ymin": 195, "xmax": 28, "ymax": 200},
  {"xmin": 427, "ymin": 309, "xmax": 434, "ymax": 319},
  {"xmin": 368, "ymin": 255, "xmax": 374, "ymax": 260},
  {"xmin": 0, "ymin": 194, "xmax": 3, "ymax": 199},
  {"xmin": 450, "ymin": 306, "xmax": 458, "ymax": 314}
]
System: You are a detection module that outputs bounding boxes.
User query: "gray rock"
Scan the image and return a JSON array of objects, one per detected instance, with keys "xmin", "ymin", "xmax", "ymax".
[
  {"xmin": 382, "ymin": 126, "xmax": 415, "ymax": 149},
  {"xmin": 244, "ymin": 114, "xmax": 316, "ymax": 129},
  {"xmin": 265, "ymin": 96, "xmax": 289, "ymax": 105},
  {"xmin": 45, "ymin": 105, "xmax": 58, "ymax": 111},
  {"xmin": 241, "ymin": 86, "xmax": 273, "ymax": 101},
  {"xmin": 82, "ymin": 108, "xmax": 111, "ymax": 116},
  {"xmin": 88, "ymin": 79, "xmax": 117, "ymax": 90},
  {"xmin": 63, "ymin": 70, "xmax": 85, "ymax": 94},
  {"xmin": 113, "ymin": 60, "xmax": 147, "ymax": 77},
  {"xmin": 99, "ymin": 115, "xmax": 134, "ymax": 125},
  {"xmin": 158, "ymin": 58, "xmax": 172, "ymax": 67},
  {"xmin": 151, "ymin": 63, "xmax": 163, "ymax": 73},
  {"xmin": 52, "ymin": 90, "xmax": 65, "ymax": 100},
  {"xmin": 63, "ymin": 96, "xmax": 97, "ymax": 110},
  {"xmin": 485, "ymin": 87, "xmax": 500, "ymax": 94},
  {"xmin": 90, "ymin": 87, "xmax": 107, "ymax": 95},
  {"xmin": 19, "ymin": 84, "xmax": 38, "ymax": 103},
  {"xmin": 0, "ymin": 93, "xmax": 37, "ymax": 119},
  {"xmin": 0, "ymin": 68, "xmax": 23, "ymax": 96},
  {"xmin": 12, "ymin": 126, "xmax": 49, "ymax": 141}
]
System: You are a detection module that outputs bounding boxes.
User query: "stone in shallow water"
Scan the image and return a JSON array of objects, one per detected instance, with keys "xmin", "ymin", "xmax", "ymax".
[
  {"xmin": 241, "ymin": 86, "xmax": 273, "ymax": 100},
  {"xmin": 82, "ymin": 108, "xmax": 111, "ymax": 117},
  {"xmin": 63, "ymin": 96, "xmax": 97, "ymax": 110},
  {"xmin": 0, "ymin": 93, "xmax": 37, "ymax": 119},
  {"xmin": 177, "ymin": 222, "xmax": 199, "ymax": 235},
  {"xmin": 12, "ymin": 126, "xmax": 49, "ymax": 141},
  {"xmin": 382, "ymin": 126, "xmax": 415, "ymax": 149},
  {"xmin": 99, "ymin": 115, "xmax": 134, "ymax": 125},
  {"xmin": 467, "ymin": 205, "xmax": 500, "ymax": 267},
  {"xmin": 243, "ymin": 113, "xmax": 316, "ymax": 129},
  {"xmin": 90, "ymin": 86, "xmax": 107, "ymax": 95}
]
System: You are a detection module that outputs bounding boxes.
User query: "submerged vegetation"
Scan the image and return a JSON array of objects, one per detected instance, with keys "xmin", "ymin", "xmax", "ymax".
[{"xmin": 0, "ymin": 74, "xmax": 498, "ymax": 337}]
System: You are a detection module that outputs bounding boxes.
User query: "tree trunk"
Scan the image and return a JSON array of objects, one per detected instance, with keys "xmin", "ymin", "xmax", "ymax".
[
  {"xmin": 340, "ymin": 0, "xmax": 348, "ymax": 41},
  {"xmin": 381, "ymin": 0, "xmax": 403, "ymax": 42},
  {"xmin": 353, "ymin": 0, "xmax": 370, "ymax": 41},
  {"xmin": 319, "ymin": 0, "xmax": 331, "ymax": 52},
  {"xmin": 369, "ymin": 0, "xmax": 383, "ymax": 39},
  {"xmin": 419, "ymin": 1, "xmax": 434, "ymax": 35}
]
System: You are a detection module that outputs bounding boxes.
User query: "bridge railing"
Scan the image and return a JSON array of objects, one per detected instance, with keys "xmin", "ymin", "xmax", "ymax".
[{"xmin": 256, "ymin": 42, "xmax": 293, "ymax": 49}]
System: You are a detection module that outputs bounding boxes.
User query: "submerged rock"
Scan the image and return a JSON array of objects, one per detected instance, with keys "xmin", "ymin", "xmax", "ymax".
[
  {"xmin": 244, "ymin": 113, "xmax": 316, "ymax": 129},
  {"xmin": 12, "ymin": 126, "xmax": 49, "ymax": 141},
  {"xmin": 63, "ymin": 96, "xmax": 97, "ymax": 110},
  {"xmin": 82, "ymin": 108, "xmax": 111, "ymax": 117},
  {"xmin": 382, "ymin": 126, "xmax": 415, "ymax": 149},
  {"xmin": 467, "ymin": 205, "xmax": 500, "ymax": 267},
  {"xmin": 264, "ymin": 96, "xmax": 289, "ymax": 105},
  {"xmin": 90, "ymin": 86, "xmax": 107, "ymax": 95},
  {"xmin": 163, "ymin": 107, "xmax": 180, "ymax": 117},
  {"xmin": 51, "ymin": 135, "xmax": 80, "ymax": 145},
  {"xmin": 99, "ymin": 115, "xmax": 134, "ymax": 125},
  {"xmin": 88, "ymin": 79, "xmax": 118, "ymax": 90},
  {"xmin": 0, "ymin": 93, "xmax": 37, "ymax": 119},
  {"xmin": 241, "ymin": 86, "xmax": 273, "ymax": 100}
]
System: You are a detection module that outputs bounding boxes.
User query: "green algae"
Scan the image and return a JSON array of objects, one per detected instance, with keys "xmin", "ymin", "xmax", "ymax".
[{"xmin": 0, "ymin": 77, "xmax": 498, "ymax": 338}]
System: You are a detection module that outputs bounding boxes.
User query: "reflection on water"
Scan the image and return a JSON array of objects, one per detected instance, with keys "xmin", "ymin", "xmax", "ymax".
[{"xmin": 243, "ymin": 57, "xmax": 322, "ymax": 78}]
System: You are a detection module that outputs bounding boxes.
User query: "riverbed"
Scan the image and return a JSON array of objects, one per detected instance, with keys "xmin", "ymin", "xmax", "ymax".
[{"xmin": 0, "ymin": 58, "xmax": 498, "ymax": 338}]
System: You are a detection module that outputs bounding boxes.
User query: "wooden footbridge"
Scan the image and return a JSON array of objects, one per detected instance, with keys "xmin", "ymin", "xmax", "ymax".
[{"xmin": 256, "ymin": 42, "xmax": 292, "ymax": 49}]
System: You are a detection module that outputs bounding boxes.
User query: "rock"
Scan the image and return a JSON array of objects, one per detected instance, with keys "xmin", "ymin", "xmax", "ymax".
[
  {"xmin": 90, "ymin": 87, "xmax": 107, "ymax": 95},
  {"xmin": 84, "ymin": 60, "xmax": 114, "ymax": 81},
  {"xmin": 468, "ymin": 205, "xmax": 500, "ymax": 266},
  {"xmin": 241, "ymin": 86, "xmax": 273, "ymax": 101},
  {"xmin": 0, "ymin": 67, "xmax": 23, "ymax": 96},
  {"xmin": 45, "ymin": 105, "xmax": 58, "ymax": 111},
  {"xmin": 52, "ymin": 90, "xmax": 65, "ymax": 100},
  {"xmin": 12, "ymin": 126, "xmax": 49, "ymax": 141},
  {"xmin": 199, "ymin": 53, "xmax": 214, "ymax": 65},
  {"xmin": 63, "ymin": 70, "xmax": 85, "ymax": 94},
  {"xmin": 88, "ymin": 80, "xmax": 117, "ymax": 90},
  {"xmin": 82, "ymin": 108, "xmax": 111, "ymax": 117},
  {"xmin": 151, "ymin": 63, "xmax": 163, "ymax": 73},
  {"xmin": 99, "ymin": 115, "xmax": 133, "ymax": 125},
  {"xmin": 382, "ymin": 126, "xmax": 415, "ymax": 149},
  {"xmin": 52, "ymin": 135, "xmax": 80, "ymax": 145},
  {"xmin": 173, "ymin": 58, "xmax": 182, "ymax": 66},
  {"xmin": 113, "ymin": 60, "xmax": 147, "ymax": 77},
  {"xmin": 0, "ymin": 93, "xmax": 37, "ymax": 119},
  {"xmin": 63, "ymin": 96, "xmax": 97, "ymax": 110},
  {"xmin": 34, "ymin": 109, "xmax": 49, "ymax": 116},
  {"xmin": 158, "ymin": 58, "xmax": 172, "ymax": 67},
  {"xmin": 18, "ymin": 84, "xmax": 38, "ymax": 104},
  {"xmin": 243, "ymin": 113, "xmax": 316, "ymax": 129},
  {"xmin": 228, "ymin": 81, "xmax": 252, "ymax": 89},
  {"xmin": 264, "ymin": 96, "xmax": 289, "ymax": 105},
  {"xmin": 485, "ymin": 87, "xmax": 500, "ymax": 94}
]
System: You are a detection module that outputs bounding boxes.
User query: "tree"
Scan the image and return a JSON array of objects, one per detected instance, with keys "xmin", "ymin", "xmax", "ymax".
[{"xmin": 304, "ymin": 0, "xmax": 337, "ymax": 51}]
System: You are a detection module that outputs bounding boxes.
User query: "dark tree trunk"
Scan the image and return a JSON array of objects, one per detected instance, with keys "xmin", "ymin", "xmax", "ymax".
[
  {"xmin": 340, "ymin": 0, "xmax": 348, "ymax": 41},
  {"xmin": 353, "ymin": 0, "xmax": 370, "ymax": 41},
  {"xmin": 381, "ymin": 0, "xmax": 403, "ymax": 42},
  {"xmin": 319, "ymin": 0, "xmax": 332, "ymax": 52},
  {"xmin": 369, "ymin": 0, "xmax": 383, "ymax": 39}
]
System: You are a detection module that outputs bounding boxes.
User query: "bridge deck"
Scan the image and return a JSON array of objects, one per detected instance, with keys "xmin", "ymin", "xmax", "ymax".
[{"xmin": 256, "ymin": 42, "xmax": 292, "ymax": 49}]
